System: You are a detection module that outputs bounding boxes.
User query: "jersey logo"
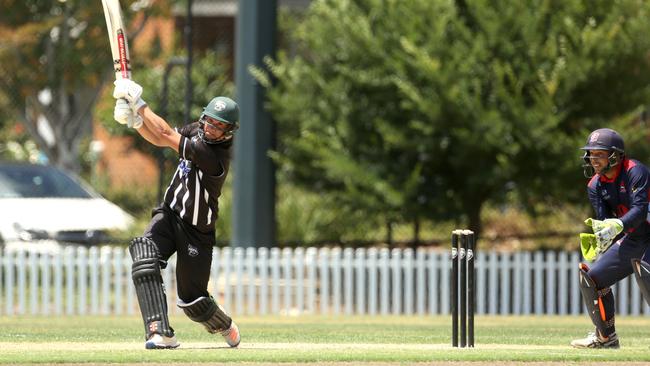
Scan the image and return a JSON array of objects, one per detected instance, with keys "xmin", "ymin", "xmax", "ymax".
[
  {"xmin": 179, "ymin": 159, "xmax": 192, "ymax": 177},
  {"xmin": 620, "ymin": 184, "xmax": 626, "ymax": 193},
  {"xmin": 188, "ymin": 243, "xmax": 199, "ymax": 257}
]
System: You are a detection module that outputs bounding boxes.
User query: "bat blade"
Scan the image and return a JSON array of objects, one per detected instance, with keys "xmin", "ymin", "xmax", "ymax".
[{"xmin": 101, "ymin": 0, "xmax": 131, "ymax": 80}]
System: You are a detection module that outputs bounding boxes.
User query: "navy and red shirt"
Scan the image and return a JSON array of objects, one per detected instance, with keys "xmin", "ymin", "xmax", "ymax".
[{"xmin": 587, "ymin": 158, "xmax": 650, "ymax": 243}]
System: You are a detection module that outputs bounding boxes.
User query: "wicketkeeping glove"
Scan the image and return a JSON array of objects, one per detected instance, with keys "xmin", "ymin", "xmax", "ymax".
[
  {"xmin": 579, "ymin": 233, "xmax": 598, "ymax": 262},
  {"xmin": 584, "ymin": 217, "xmax": 623, "ymax": 251}
]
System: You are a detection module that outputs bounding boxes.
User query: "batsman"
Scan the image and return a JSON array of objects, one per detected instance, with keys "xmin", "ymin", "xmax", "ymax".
[
  {"xmin": 112, "ymin": 79, "xmax": 241, "ymax": 349},
  {"xmin": 572, "ymin": 128, "xmax": 650, "ymax": 349}
]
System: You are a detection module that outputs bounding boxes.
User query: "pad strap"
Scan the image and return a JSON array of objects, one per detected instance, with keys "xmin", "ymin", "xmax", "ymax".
[
  {"xmin": 129, "ymin": 237, "xmax": 174, "ymax": 339},
  {"xmin": 178, "ymin": 296, "xmax": 232, "ymax": 333}
]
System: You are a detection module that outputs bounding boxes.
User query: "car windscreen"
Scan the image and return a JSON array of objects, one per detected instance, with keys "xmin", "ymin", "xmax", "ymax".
[{"xmin": 0, "ymin": 164, "xmax": 93, "ymax": 198}]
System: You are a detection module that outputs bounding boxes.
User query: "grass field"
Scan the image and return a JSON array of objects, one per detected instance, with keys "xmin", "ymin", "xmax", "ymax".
[{"xmin": 2, "ymin": 315, "xmax": 650, "ymax": 364}]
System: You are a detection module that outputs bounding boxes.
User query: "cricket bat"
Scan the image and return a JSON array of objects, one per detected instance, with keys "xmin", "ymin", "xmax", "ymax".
[{"xmin": 101, "ymin": 0, "xmax": 131, "ymax": 80}]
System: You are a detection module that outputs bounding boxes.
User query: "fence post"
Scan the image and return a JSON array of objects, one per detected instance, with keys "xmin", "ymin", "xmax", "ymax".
[
  {"xmin": 379, "ymin": 248, "xmax": 389, "ymax": 315},
  {"xmin": 41, "ymin": 252, "xmax": 50, "ymax": 315},
  {"xmin": 271, "ymin": 247, "xmax": 280, "ymax": 314},
  {"xmin": 78, "ymin": 247, "xmax": 88, "ymax": 315},
  {"xmin": 355, "ymin": 248, "xmax": 366, "ymax": 315},
  {"xmin": 234, "ymin": 247, "xmax": 244, "ymax": 315},
  {"xmin": 343, "ymin": 248, "xmax": 354, "ymax": 315},
  {"xmin": 367, "ymin": 247, "xmax": 378, "ymax": 316},
  {"xmin": 222, "ymin": 247, "xmax": 232, "ymax": 312},
  {"xmin": 258, "ymin": 247, "xmax": 269, "ymax": 315},
  {"xmin": 295, "ymin": 247, "xmax": 305, "ymax": 314},
  {"xmin": 28, "ymin": 250, "xmax": 38, "ymax": 315},
  {"xmin": 65, "ymin": 246, "xmax": 74, "ymax": 315},
  {"xmin": 319, "ymin": 247, "xmax": 330, "ymax": 315},
  {"xmin": 282, "ymin": 247, "xmax": 293, "ymax": 314},
  {"xmin": 391, "ymin": 248, "xmax": 402, "ymax": 315},
  {"xmin": 500, "ymin": 252, "xmax": 510, "ymax": 315},
  {"xmin": 545, "ymin": 251, "xmax": 556, "ymax": 315},
  {"xmin": 332, "ymin": 248, "xmax": 341, "ymax": 315},
  {"xmin": 5, "ymin": 250, "xmax": 15, "ymax": 315},
  {"xmin": 404, "ymin": 248, "xmax": 414, "ymax": 315},
  {"xmin": 428, "ymin": 250, "xmax": 440, "ymax": 315},
  {"xmin": 416, "ymin": 248, "xmax": 426, "ymax": 316},
  {"xmin": 533, "ymin": 251, "xmax": 544, "ymax": 315},
  {"xmin": 246, "ymin": 247, "xmax": 257, "ymax": 315},
  {"xmin": 306, "ymin": 247, "xmax": 317, "ymax": 314},
  {"xmin": 17, "ymin": 249, "xmax": 26, "ymax": 315}
]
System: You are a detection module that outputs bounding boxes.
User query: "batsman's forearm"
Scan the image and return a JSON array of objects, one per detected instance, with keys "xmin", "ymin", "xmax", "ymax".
[
  {"xmin": 138, "ymin": 106, "xmax": 181, "ymax": 152},
  {"xmin": 140, "ymin": 107, "xmax": 173, "ymax": 136},
  {"xmin": 135, "ymin": 121, "xmax": 164, "ymax": 147}
]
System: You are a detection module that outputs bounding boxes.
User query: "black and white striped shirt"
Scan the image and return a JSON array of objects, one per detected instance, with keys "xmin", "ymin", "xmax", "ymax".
[{"xmin": 163, "ymin": 122, "xmax": 232, "ymax": 233}]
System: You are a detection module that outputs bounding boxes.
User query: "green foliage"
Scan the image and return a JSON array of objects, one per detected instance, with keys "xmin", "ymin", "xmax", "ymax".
[{"xmin": 258, "ymin": 0, "xmax": 650, "ymax": 238}]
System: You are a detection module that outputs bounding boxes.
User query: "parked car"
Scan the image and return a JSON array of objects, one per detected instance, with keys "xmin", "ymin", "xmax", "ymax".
[{"xmin": 0, "ymin": 161, "xmax": 133, "ymax": 249}]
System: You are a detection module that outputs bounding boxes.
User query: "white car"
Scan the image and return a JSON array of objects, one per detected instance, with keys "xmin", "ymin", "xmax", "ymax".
[{"xmin": 0, "ymin": 161, "xmax": 134, "ymax": 250}]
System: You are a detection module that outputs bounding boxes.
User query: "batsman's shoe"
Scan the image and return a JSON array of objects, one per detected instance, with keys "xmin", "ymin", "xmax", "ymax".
[
  {"xmin": 220, "ymin": 321, "xmax": 240, "ymax": 347},
  {"xmin": 145, "ymin": 334, "xmax": 180, "ymax": 349},
  {"xmin": 570, "ymin": 332, "xmax": 619, "ymax": 349}
]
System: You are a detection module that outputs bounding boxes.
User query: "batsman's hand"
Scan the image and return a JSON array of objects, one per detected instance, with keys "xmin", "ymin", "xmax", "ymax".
[
  {"xmin": 114, "ymin": 99, "xmax": 143, "ymax": 129},
  {"xmin": 113, "ymin": 79, "xmax": 143, "ymax": 105},
  {"xmin": 584, "ymin": 217, "xmax": 623, "ymax": 250}
]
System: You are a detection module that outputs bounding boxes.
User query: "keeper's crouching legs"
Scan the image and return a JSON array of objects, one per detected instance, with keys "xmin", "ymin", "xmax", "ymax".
[
  {"xmin": 578, "ymin": 264, "xmax": 616, "ymax": 338},
  {"xmin": 571, "ymin": 263, "xmax": 619, "ymax": 348},
  {"xmin": 178, "ymin": 296, "xmax": 241, "ymax": 347}
]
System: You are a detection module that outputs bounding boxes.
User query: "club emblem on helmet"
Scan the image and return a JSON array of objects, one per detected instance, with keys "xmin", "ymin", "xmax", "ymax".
[
  {"xmin": 214, "ymin": 100, "xmax": 227, "ymax": 112},
  {"xmin": 590, "ymin": 132, "xmax": 600, "ymax": 142}
]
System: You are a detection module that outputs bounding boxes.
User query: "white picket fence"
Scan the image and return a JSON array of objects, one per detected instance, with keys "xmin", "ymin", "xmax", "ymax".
[{"xmin": 0, "ymin": 245, "xmax": 648, "ymax": 316}]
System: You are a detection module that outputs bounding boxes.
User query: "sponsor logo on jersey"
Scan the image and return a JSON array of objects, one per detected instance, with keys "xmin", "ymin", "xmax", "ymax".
[
  {"xmin": 179, "ymin": 159, "xmax": 191, "ymax": 177},
  {"xmin": 188, "ymin": 243, "xmax": 199, "ymax": 257}
]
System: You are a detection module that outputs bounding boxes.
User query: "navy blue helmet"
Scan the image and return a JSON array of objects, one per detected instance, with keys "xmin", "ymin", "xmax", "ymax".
[{"xmin": 581, "ymin": 128, "xmax": 625, "ymax": 178}]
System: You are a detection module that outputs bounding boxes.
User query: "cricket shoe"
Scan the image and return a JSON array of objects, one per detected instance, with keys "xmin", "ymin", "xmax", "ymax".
[
  {"xmin": 220, "ymin": 321, "xmax": 240, "ymax": 347},
  {"xmin": 145, "ymin": 334, "xmax": 180, "ymax": 349},
  {"xmin": 570, "ymin": 331, "xmax": 619, "ymax": 349}
]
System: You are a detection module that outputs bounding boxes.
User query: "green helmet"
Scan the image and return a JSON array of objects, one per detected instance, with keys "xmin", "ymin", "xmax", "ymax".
[{"xmin": 202, "ymin": 96, "xmax": 239, "ymax": 127}]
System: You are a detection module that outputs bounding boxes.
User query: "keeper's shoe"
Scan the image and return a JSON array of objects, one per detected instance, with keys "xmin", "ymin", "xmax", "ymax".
[
  {"xmin": 220, "ymin": 321, "xmax": 241, "ymax": 347},
  {"xmin": 145, "ymin": 334, "xmax": 180, "ymax": 349},
  {"xmin": 570, "ymin": 331, "xmax": 619, "ymax": 349}
]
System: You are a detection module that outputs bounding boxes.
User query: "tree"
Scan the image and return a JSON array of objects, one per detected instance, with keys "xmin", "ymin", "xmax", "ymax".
[
  {"xmin": 0, "ymin": 0, "xmax": 162, "ymax": 172},
  {"xmin": 257, "ymin": 0, "xmax": 650, "ymax": 239}
]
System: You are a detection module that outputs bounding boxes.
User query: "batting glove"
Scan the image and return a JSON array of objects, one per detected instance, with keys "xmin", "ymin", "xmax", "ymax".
[
  {"xmin": 113, "ymin": 79, "xmax": 143, "ymax": 104},
  {"xmin": 114, "ymin": 99, "xmax": 142, "ymax": 129},
  {"xmin": 584, "ymin": 217, "xmax": 623, "ymax": 249}
]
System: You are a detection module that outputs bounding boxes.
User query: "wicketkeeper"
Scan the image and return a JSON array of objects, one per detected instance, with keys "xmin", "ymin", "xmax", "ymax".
[
  {"xmin": 112, "ymin": 79, "xmax": 241, "ymax": 349},
  {"xmin": 572, "ymin": 128, "xmax": 650, "ymax": 349}
]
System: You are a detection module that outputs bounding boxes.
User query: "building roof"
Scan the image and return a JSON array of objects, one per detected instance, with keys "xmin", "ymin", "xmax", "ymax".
[{"xmin": 172, "ymin": 0, "xmax": 312, "ymax": 17}]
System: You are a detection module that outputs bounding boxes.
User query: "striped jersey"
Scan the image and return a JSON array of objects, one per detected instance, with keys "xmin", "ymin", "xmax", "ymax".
[{"xmin": 163, "ymin": 122, "xmax": 232, "ymax": 233}]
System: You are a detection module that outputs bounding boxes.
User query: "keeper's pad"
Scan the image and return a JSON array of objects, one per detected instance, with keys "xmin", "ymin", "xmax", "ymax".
[
  {"xmin": 632, "ymin": 259, "xmax": 650, "ymax": 307},
  {"xmin": 578, "ymin": 263, "xmax": 614, "ymax": 337},
  {"xmin": 129, "ymin": 237, "xmax": 173, "ymax": 339},
  {"xmin": 178, "ymin": 296, "xmax": 232, "ymax": 333}
]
